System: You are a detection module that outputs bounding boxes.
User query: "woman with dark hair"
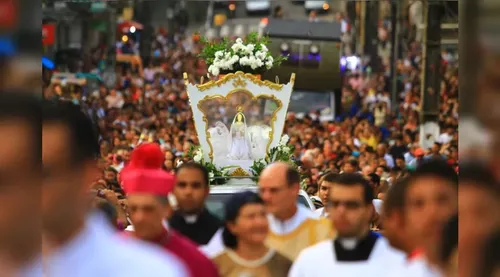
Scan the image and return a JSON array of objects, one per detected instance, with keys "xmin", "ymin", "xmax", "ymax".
[{"xmin": 212, "ymin": 191, "xmax": 292, "ymax": 277}]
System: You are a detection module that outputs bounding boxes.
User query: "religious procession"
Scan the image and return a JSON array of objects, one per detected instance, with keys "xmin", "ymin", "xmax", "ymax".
[{"xmin": 0, "ymin": 0, "xmax": 495, "ymax": 276}]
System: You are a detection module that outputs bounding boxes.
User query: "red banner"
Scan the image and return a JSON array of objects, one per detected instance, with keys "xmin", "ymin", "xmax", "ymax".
[{"xmin": 42, "ymin": 24, "xmax": 55, "ymax": 46}]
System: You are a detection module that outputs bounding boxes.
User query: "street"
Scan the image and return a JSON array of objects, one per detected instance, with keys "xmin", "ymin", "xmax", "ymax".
[{"xmin": 187, "ymin": 0, "xmax": 342, "ymax": 37}]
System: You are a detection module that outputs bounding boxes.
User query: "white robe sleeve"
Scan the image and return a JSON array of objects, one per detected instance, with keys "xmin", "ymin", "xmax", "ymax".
[
  {"xmin": 288, "ymin": 251, "xmax": 309, "ymax": 277},
  {"xmin": 199, "ymin": 227, "xmax": 225, "ymax": 258}
]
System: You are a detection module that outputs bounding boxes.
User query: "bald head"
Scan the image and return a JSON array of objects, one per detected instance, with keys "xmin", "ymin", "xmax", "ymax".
[
  {"xmin": 259, "ymin": 162, "xmax": 301, "ymax": 218},
  {"xmin": 260, "ymin": 162, "xmax": 300, "ymax": 187}
]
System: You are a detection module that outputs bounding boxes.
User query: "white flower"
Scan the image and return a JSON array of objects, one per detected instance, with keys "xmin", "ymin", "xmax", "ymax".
[
  {"xmin": 259, "ymin": 159, "xmax": 267, "ymax": 166},
  {"xmin": 209, "ymin": 172, "xmax": 215, "ymax": 179},
  {"xmin": 176, "ymin": 160, "xmax": 184, "ymax": 168},
  {"xmin": 208, "ymin": 64, "xmax": 220, "ymax": 76},
  {"xmin": 282, "ymin": 146, "xmax": 291, "ymax": 154},
  {"xmin": 255, "ymin": 51, "xmax": 266, "ymax": 60},
  {"xmin": 193, "ymin": 148, "xmax": 203, "ymax": 162},
  {"xmin": 260, "ymin": 44, "xmax": 268, "ymax": 52},
  {"xmin": 280, "ymin": 134, "xmax": 290, "ymax": 145},
  {"xmin": 244, "ymin": 44, "xmax": 255, "ymax": 54},
  {"xmin": 236, "ymin": 38, "xmax": 243, "ymax": 44},
  {"xmin": 215, "ymin": 50, "xmax": 224, "ymax": 58},
  {"xmin": 266, "ymin": 56, "xmax": 274, "ymax": 63},
  {"xmin": 265, "ymin": 60, "xmax": 273, "ymax": 69}
]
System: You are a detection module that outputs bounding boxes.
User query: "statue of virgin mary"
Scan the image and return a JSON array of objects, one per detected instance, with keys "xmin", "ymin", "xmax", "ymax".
[{"xmin": 228, "ymin": 107, "xmax": 252, "ymax": 160}]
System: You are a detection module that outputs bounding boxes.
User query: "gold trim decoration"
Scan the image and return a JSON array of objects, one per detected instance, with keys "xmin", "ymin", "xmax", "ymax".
[
  {"xmin": 230, "ymin": 167, "xmax": 250, "ymax": 177},
  {"xmin": 183, "ymin": 72, "xmax": 189, "ymax": 86},
  {"xmin": 232, "ymin": 78, "xmax": 247, "ymax": 88},
  {"xmin": 188, "ymin": 71, "xmax": 284, "ymax": 92},
  {"xmin": 197, "ymin": 88, "xmax": 282, "ymax": 161}
]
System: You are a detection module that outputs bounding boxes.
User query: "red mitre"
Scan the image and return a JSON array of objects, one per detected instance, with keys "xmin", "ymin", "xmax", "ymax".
[
  {"xmin": 128, "ymin": 143, "xmax": 164, "ymax": 169},
  {"xmin": 120, "ymin": 143, "xmax": 164, "ymax": 184},
  {"xmin": 122, "ymin": 169, "xmax": 175, "ymax": 197}
]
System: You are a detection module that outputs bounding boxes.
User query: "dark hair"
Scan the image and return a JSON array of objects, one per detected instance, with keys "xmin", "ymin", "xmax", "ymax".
[
  {"xmin": 42, "ymin": 101, "xmax": 99, "ymax": 164},
  {"xmin": 409, "ymin": 158, "xmax": 458, "ymax": 189},
  {"xmin": 479, "ymin": 230, "xmax": 500, "ymax": 277},
  {"xmin": 222, "ymin": 191, "xmax": 264, "ymax": 249},
  {"xmin": 175, "ymin": 162, "xmax": 209, "ymax": 186},
  {"xmin": 346, "ymin": 159, "xmax": 359, "ymax": 168},
  {"xmin": 459, "ymin": 162, "xmax": 500, "ymax": 198},
  {"xmin": 384, "ymin": 177, "xmax": 409, "ymax": 215},
  {"xmin": 286, "ymin": 166, "xmax": 301, "ymax": 187},
  {"xmin": 439, "ymin": 214, "xmax": 458, "ymax": 264},
  {"xmin": 0, "ymin": 92, "xmax": 40, "ymax": 167},
  {"xmin": 335, "ymin": 173, "xmax": 374, "ymax": 204},
  {"xmin": 322, "ymin": 172, "xmax": 339, "ymax": 183}
]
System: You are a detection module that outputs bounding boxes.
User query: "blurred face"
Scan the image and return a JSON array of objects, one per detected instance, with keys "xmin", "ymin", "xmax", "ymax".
[
  {"xmin": 259, "ymin": 171, "xmax": 299, "ymax": 217},
  {"xmin": 375, "ymin": 167, "xmax": 384, "ymax": 176},
  {"xmin": 227, "ymin": 203, "xmax": 269, "ymax": 245},
  {"xmin": 343, "ymin": 163, "xmax": 355, "ymax": 173},
  {"xmin": 128, "ymin": 194, "xmax": 170, "ymax": 239},
  {"xmin": 318, "ymin": 181, "xmax": 333, "ymax": 204},
  {"xmin": 104, "ymin": 170, "xmax": 117, "ymax": 183},
  {"xmin": 0, "ymin": 120, "xmax": 40, "ymax": 258},
  {"xmin": 459, "ymin": 184, "xmax": 500, "ymax": 264},
  {"xmin": 382, "ymin": 210, "xmax": 410, "ymax": 253},
  {"xmin": 43, "ymin": 123, "xmax": 97, "ymax": 236},
  {"xmin": 327, "ymin": 184, "xmax": 372, "ymax": 238},
  {"xmin": 362, "ymin": 166, "xmax": 373, "ymax": 176},
  {"xmin": 174, "ymin": 167, "xmax": 209, "ymax": 214},
  {"xmin": 405, "ymin": 177, "xmax": 457, "ymax": 253}
]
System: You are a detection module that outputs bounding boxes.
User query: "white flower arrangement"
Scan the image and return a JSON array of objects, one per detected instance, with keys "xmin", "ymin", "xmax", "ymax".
[
  {"xmin": 250, "ymin": 135, "xmax": 298, "ymax": 180},
  {"xmin": 199, "ymin": 32, "xmax": 287, "ymax": 77},
  {"xmin": 186, "ymin": 145, "xmax": 235, "ymax": 185}
]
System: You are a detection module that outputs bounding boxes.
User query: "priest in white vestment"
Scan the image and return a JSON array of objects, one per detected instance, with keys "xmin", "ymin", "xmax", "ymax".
[
  {"xmin": 289, "ymin": 173, "xmax": 405, "ymax": 277},
  {"xmin": 202, "ymin": 163, "xmax": 334, "ymax": 260}
]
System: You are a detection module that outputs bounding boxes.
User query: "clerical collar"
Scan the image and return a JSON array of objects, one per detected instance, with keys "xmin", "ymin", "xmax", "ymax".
[
  {"xmin": 334, "ymin": 231, "xmax": 380, "ymax": 261},
  {"xmin": 183, "ymin": 214, "xmax": 198, "ymax": 224}
]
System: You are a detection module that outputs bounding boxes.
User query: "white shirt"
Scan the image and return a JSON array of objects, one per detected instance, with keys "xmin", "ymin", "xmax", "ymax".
[
  {"xmin": 201, "ymin": 205, "xmax": 315, "ymax": 257},
  {"xmin": 388, "ymin": 256, "xmax": 442, "ymax": 277},
  {"xmin": 438, "ymin": 133, "xmax": 453, "ymax": 144},
  {"xmin": 44, "ymin": 214, "xmax": 188, "ymax": 277},
  {"xmin": 289, "ymin": 236, "xmax": 405, "ymax": 277}
]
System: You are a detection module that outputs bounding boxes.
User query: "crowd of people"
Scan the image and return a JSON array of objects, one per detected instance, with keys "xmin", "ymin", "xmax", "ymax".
[{"xmin": 34, "ymin": 9, "xmax": 500, "ymax": 277}]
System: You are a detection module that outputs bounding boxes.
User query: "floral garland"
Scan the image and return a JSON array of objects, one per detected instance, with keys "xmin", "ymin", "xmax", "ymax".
[
  {"xmin": 184, "ymin": 145, "xmax": 235, "ymax": 185},
  {"xmin": 198, "ymin": 32, "xmax": 287, "ymax": 77},
  {"xmin": 250, "ymin": 135, "xmax": 299, "ymax": 181}
]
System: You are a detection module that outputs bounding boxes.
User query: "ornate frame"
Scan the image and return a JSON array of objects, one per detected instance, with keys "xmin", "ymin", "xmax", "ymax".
[{"xmin": 184, "ymin": 71, "xmax": 295, "ymax": 175}]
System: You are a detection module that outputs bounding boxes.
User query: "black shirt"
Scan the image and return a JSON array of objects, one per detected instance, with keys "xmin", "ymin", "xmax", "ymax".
[{"xmin": 169, "ymin": 208, "xmax": 223, "ymax": 246}]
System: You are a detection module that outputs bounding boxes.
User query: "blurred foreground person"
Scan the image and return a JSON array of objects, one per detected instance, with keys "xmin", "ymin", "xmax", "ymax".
[
  {"xmin": 289, "ymin": 173, "xmax": 405, "ymax": 277},
  {"xmin": 259, "ymin": 162, "xmax": 333, "ymax": 260},
  {"xmin": 122, "ymin": 167, "xmax": 219, "ymax": 277},
  {"xmin": 439, "ymin": 215, "xmax": 457, "ymax": 277},
  {"xmin": 170, "ymin": 162, "xmax": 222, "ymax": 245},
  {"xmin": 478, "ymin": 230, "xmax": 500, "ymax": 277},
  {"xmin": 203, "ymin": 163, "xmax": 333, "ymax": 260},
  {"xmin": 42, "ymin": 101, "xmax": 188, "ymax": 276},
  {"xmin": 0, "ymin": 93, "xmax": 41, "ymax": 276},
  {"xmin": 395, "ymin": 159, "xmax": 458, "ymax": 277},
  {"xmin": 213, "ymin": 191, "xmax": 292, "ymax": 277},
  {"xmin": 458, "ymin": 163, "xmax": 500, "ymax": 277},
  {"xmin": 382, "ymin": 178, "xmax": 416, "ymax": 255}
]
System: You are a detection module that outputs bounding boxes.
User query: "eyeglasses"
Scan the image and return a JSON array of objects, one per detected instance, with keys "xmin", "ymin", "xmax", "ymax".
[{"xmin": 327, "ymin": 200, "xmax": 363, "ymax": 210}]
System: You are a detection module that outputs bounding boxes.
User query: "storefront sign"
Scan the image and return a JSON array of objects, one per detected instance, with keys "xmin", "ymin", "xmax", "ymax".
[{"xmin": 42, "ymin": 24, "xmax": 56, "ymax": 46}]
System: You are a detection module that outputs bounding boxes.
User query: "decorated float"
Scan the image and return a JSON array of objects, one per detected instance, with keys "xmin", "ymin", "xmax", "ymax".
[{"xmin": 183, "ymin": 33, "xmax": 297, "ymax": 184}]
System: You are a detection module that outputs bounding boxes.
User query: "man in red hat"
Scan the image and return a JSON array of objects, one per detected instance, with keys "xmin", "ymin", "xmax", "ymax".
[{"xmin": 122, "ymin": 168, "xmax": 220, "ymax": 277}]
